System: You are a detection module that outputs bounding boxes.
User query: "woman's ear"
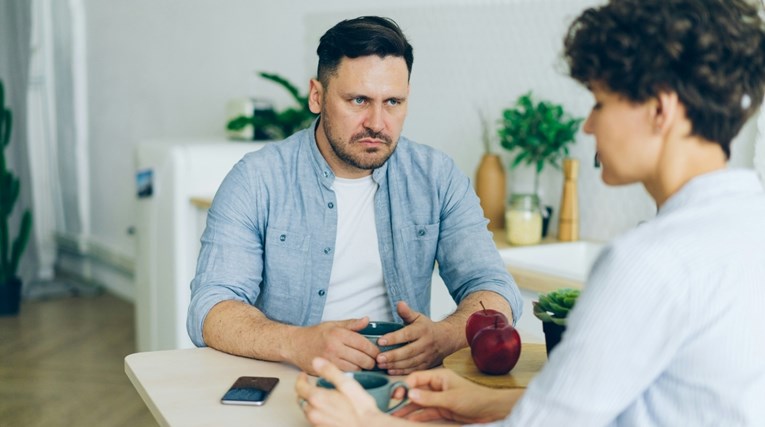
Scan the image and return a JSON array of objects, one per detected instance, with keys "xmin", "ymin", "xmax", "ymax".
[
  {"xmin": 653, "ymin": 91, "xmax": 679, "ymax": 134},
  {"xmin": 308, "ymin": 79, "xmax": 323, "ymax": 114}
]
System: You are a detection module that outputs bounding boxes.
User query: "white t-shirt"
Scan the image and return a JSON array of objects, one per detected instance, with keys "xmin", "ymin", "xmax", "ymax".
[{"xmin": 321, "ymin": 175, "xmax": 393, "ymax": 322}]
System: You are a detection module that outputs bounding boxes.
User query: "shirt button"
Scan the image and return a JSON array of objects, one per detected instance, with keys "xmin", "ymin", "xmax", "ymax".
[
  {"xmin": 328, "ymin": 202, "xmax": 334, "ymax": 209},
  {"xmin": 318, "ymin": 289, "xmax": 326, "ymax": 296},
  {"xmin": 418, "ymin": 229, "xmax": 426, "ymax": 237},
  {"xmin": 323, "ymin": 247, "xmax": 332, "ymax": 254},
  {"xmin": 279, "ymin": 234, "xmax": 286, "ymax": 242},
  {"xmin": 323, "ymin": 171, "xmax": 329, "ymax": 177}
]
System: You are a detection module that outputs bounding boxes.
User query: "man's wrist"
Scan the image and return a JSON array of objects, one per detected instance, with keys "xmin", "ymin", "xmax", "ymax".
[
  {"xmin": 435, "ymin": 317, "xmax": 468, "ymax": 358},
  {"xmin": 276, "ymin": 323, "xmax": 302, "ymax": 363}
]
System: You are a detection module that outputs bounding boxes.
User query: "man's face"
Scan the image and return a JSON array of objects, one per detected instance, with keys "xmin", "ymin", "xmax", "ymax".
[
  {"xmin": 309, "ymin": 55, "xmax": 410, "ymax": 178},
  {"xmin": 583, "ymin": 83, "xmax": 662, "ymax": 186}
]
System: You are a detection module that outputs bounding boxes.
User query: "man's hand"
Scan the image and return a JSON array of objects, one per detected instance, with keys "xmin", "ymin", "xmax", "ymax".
[
  {"xmin": 375, "ymin": 302, "xmax": 459, "ymax": 375},
  {"xmin": 296, "ymin": 358, "xmax": 387, "ymax": 427},
  {"xmin": 289, "ymin": 318, "xmax": 380, "ymax": 375},
  {"xmin": 395, "ymin": 368, "xmax": 518, "ymax": 424}
]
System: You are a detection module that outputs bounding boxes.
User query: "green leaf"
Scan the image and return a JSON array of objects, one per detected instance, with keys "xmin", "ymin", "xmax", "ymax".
[
  {"xmin": 1, "ymin": 109, "xmax": 11, "ymax": 148},
  {"xmin": 535, "ymin": 288, "xmax": 580, "ymax": 321},
  {"xmin": 0, "ymin": 78, "xmax": 32, "ymax": 284},
  {"xmin": 497, "ymin": 92, "xmax": 582, "ymax": 173},
  {"xmin": 9, "ymin": 210, "xmax": 31, "ymax": 279},
  {"xmin": 258, "ymin": 72, "xmax": 307, "ymax": 109},
  {"xmin": 226, "ymin": 115, "xmax": 253, "ymax": 131}
]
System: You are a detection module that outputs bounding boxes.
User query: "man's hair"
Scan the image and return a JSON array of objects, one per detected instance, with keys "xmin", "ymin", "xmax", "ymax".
[
  {"xmin": 316, "ymin": 16, "xmax": 413, "ymax": 88},
  {"xmin": 564, "ymin": 0, "xmax": 765, "ymax": 157}
]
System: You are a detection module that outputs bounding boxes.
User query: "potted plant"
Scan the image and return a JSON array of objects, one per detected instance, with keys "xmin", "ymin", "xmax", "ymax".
[
  {"xmin": 0, "ymin": 79, "xmax": 33, "ymax": 316},
  {"xmin": 498, "ymin": 92, "xmax": 582, "ymax": 242},
  {"xmin": 227, "ymin": 72, "xmax": 317, "ymax": 141},
  {"xmin": 533, "ymin": 288, "xmax": 580, "ymax": 355},
  {"xmin": 499, "ymin": 92, "xmax": 582, "ymax": 195}
]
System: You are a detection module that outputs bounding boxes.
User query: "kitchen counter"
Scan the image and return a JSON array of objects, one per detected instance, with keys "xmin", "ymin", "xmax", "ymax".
[{"xmin": 490, "ymin": 230, "xmax": 587, "ymax": 294}]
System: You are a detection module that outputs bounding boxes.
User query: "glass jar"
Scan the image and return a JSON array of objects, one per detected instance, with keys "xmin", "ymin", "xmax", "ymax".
[{"xmin": 505, "ymin": 193, "xmax": 543, "ymax": 245}]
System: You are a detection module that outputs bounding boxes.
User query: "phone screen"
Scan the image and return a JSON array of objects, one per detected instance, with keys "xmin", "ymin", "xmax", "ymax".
[{"xmin": 220, "ymin": 376, "xmax": 280, "ymax": 406}]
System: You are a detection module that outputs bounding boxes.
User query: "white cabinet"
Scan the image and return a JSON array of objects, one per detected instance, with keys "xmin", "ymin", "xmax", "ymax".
[{"xmin": 134, "ymin": 140, "xmax": 266, "ymax": 351}]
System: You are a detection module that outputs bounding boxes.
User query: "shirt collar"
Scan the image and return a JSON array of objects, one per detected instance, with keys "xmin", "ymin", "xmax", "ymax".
[{"xmin": 658, "ymin": 168, "xmax": 764, "ymax": 216}]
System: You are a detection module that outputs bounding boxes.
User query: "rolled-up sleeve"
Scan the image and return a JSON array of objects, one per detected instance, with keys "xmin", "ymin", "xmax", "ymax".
[
  {"xmin": 435, "ymin": 156, "xmax": 523, "ymax": 324},
  {"xmin": 186, "ymin": 159, "xmax": 265, "ymax": 347}
]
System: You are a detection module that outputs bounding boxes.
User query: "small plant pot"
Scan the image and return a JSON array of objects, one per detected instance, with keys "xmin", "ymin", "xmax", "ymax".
[
  {"xmin": 542, "ymin": 321, "xmax": 566, "ymax": 355},
  {"xmin": 0, "ymin": 278, "xmax": 22, "ymax": 316}
]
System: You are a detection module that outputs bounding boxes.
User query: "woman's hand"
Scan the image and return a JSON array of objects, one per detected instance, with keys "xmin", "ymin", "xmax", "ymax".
[
  {"xmin": 295, "ymin": 357, "xmax": 385, "ymax": 427},
  {"xmin": 394, "ymin": 368, "xmax": 520, "ymax": 424}
]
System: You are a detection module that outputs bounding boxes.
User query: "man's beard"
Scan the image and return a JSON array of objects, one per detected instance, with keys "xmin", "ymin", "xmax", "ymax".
[{"xmin": 321, "ymin": 113, "xmax": 397, "ymax": 171}]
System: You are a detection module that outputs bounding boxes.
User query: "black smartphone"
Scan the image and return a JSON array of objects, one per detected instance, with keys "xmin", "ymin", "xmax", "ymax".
[{"xmin": 220, "ymin": 376, "xmax": 280, "ymax": 406}]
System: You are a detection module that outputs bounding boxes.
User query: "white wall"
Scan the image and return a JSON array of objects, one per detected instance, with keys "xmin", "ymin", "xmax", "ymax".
[{"xmin": 81, "ymin": 0, "xmax": 759, "ymax": 296}]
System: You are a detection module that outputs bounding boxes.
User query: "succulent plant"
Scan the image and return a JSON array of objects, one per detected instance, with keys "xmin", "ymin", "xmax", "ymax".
[
  {"xmin": 532, "ymin": 288, "xmax": 580, "ymax": 326},
  {"xmin": 0, "ymin": 79, "xmax": 33, "ymax": 286}
]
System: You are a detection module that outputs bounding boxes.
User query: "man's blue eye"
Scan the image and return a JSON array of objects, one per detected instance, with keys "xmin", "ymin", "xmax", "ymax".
[
  {"xmin": 387, "ymin": 99, "xmax": 399, "ymax": 106},
  {"xmin": 353, "ymin": 97, "xmax": 365, "ymax": 105}
]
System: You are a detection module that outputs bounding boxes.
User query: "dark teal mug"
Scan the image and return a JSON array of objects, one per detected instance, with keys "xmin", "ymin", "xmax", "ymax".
[
  {"xmin": 317, "ymin": 371, "xmax": 409, "ymax": 413},
  {"xmin": 358, "ymin": 321, "xmax": 406, "ymax": 371}
]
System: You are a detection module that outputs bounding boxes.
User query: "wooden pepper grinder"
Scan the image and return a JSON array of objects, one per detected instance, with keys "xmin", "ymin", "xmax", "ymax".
[{"xmin": 558, "ymin": 158, "xmax": 579, "ymax": 241}]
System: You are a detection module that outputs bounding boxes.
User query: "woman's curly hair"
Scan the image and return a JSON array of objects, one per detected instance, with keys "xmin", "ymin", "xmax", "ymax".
[{"xmin": 564, "ymin": 0, "xmax": 765, "ymax": 157}]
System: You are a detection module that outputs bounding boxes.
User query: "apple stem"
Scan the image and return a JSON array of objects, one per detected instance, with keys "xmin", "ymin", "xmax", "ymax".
[{"xmin": 480, "ymin": 301, "xmax": 487, "ymax": 314}]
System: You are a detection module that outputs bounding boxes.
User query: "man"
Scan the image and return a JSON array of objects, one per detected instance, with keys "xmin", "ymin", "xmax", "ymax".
[
  {"xmin": 187, "ymin": 16, "xmax": 522, "ymax": 376},
  {"xmin": 296, "ymin": 0, "xmax": 765, "ymax": 425}
]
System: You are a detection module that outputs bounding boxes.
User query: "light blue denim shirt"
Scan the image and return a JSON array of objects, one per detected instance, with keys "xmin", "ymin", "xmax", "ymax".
[{"xmin": 187, "ymin": 120, "xmax": 522, "ymax": 347}]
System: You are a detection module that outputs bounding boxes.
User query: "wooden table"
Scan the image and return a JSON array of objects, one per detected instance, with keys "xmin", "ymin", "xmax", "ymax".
[
  {"xmin": 125, "ymin": 348, "xmax": 310, "ymax": 426},
  {"xmin": 126, "ymin": 346, "xmax": 546, "ymax": 426},
  {"xmin": 442, "ymin": 343, "xmax": 547, "ymax": 389}
]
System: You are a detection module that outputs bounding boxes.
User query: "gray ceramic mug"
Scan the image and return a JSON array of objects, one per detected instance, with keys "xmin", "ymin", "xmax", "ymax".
[
  {"xmin": 317, "ymin": 371, "xmax": 409, "ymax": 413},
  {"xmin": 358, "ymin": 321, "xmax": 406, "ymax": 371}
]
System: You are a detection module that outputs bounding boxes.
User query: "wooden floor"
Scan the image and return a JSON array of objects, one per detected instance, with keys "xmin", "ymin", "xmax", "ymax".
[{"xmin": 0, "ymin": 292, "xmax": 157, "ymax": 426}]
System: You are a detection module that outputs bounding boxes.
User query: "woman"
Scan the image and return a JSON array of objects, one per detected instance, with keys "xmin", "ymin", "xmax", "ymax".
[{"xmin": 296, "ymin": 0, "xmax": 765, "ymax": 425}]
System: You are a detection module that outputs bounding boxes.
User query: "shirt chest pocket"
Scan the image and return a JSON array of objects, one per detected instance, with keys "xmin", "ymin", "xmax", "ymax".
[
  {"xmin": 262, "ymin": 227, "xmax": 310, "ymax": 304},
  {"xmin": 400, "ymin": 223, "xmax": 439, "ymax": 282}
]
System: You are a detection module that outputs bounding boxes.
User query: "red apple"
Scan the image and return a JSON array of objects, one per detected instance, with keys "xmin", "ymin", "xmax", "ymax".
[
  {"xmin": 465, "ymin": 302, "xmax": 509, "ymax": 344},
  {"xmin": 470, "ymin": 321, "xmax": 522, "ymax": 375}
]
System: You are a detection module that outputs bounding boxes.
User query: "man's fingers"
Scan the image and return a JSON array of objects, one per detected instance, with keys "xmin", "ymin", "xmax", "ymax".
[
  {"xmin": 318, "ymin": 323, "xmax": 379, "ymax": 371},
  {"xmin": 378, "ymin": 317, "xmax": 426, "ymax": 346},
  {"xmin": 396, "ymin": 301, "xmax": 421, "ymax": 324},
  {"xmin": 379, "ymin": 350, "xmax": 429, "ymax": 374},
  {"xmin": 339, "ymin": 333, "xmax": 380, "ymax": 370},
  {"xmin": 332, "ymin": 357, "xmax": 367, "ymax": 373},
  {"xmin": 338, "ymin": 316, "xmax": 370, "ymax": 331}
]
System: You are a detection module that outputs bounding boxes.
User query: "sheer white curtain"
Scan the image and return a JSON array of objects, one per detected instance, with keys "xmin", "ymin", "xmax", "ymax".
[
  {"xmin": 26, "ymin": 0, "xmax": 88, "ymax": 285},
  {"xmin": 0, "ymin": 0, "xmax": 35, "ymax": 285},
  {"xmin": 756, "ymin": 105, "xmax": 765, "ymax": 183}
]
